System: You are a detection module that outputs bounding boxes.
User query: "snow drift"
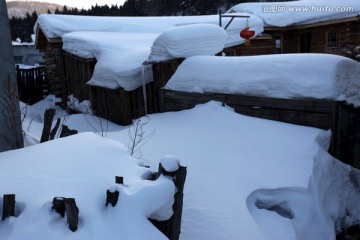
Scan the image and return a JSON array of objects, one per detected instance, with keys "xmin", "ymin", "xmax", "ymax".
[
  {"xmin": 0, "ymin": 133, "xmax": 176, "ymax": 240},
  {"xmin": 147, "ymin": 24, "xmax": 227, "ymax": 62},
  {"xmin": 165, "ymin": 54, "xmax": 360, "ymax": 106},
  {"xmin": 247, "ymin": 133, "xmax": 360, "ymax": 239}
]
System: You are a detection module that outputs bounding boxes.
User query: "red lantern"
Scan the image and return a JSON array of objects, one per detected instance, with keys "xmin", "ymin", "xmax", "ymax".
[{"xmin": 240, "ymin": 27, "xmax": 255, "ymax": 46}]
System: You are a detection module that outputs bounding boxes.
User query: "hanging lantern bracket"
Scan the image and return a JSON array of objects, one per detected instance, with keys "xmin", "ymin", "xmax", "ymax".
[{"xmin": 219, "ymin": 10, "xmax": 251, "ymax": 30}]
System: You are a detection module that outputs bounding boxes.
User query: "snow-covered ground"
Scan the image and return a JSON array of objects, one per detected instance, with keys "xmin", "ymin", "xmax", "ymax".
[{"xmin": 0, "ymin": 95, "xmax": 358, "ymax": 239}]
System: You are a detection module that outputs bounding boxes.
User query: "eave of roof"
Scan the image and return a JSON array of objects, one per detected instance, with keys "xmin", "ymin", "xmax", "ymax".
[{"xmin": 264, "ymin": 15, "xmax": 360, "ymax": 31}]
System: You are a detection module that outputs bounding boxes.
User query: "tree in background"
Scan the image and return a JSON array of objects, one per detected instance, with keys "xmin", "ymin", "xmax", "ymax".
[{"xmin": 0, "ymin": 0, "xmax": 24, "ymax": 151}]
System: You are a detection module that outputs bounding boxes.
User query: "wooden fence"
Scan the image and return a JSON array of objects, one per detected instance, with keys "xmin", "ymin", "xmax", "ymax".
[
  {"xmin": 160, "ymin": 89, "xmax": 360, "ymax": 168},
  {"xmin": 16, "ymin": 65, "xmax": 48, "ymax": 105}
]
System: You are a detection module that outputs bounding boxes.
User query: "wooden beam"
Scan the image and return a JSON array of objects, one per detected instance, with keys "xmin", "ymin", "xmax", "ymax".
[{"xmin": 265, "ymin": 16, "xmax": 360, "ymax": 31}]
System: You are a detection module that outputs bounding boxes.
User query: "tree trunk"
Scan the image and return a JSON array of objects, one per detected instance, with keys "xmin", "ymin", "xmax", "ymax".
[{"xmin": 0, "ymin": 0, "xmax": 24, "ymax": 152}]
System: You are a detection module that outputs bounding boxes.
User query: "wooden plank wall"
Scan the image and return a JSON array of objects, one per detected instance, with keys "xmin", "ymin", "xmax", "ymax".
[
  {"xmin": 64, "ymin": 52, "xmax": 96, "ymax": 102},
  {"xmin": 89, "ymin": 86, "xmax": 133, "ymax": 126},
  {"xmin": 160, "ymin": 89, "xmax": 360, "ymax": 168},
  {"xmin": 223, "ymin": 38, "xmax": 275, "ymax": 56},
  {"xmin": 151, "ymin": 59, "xmax": 184, "ymax": 112},
  {"xmin": 271, "ymin": 20, "xmax": 360, "ymax": 60}
]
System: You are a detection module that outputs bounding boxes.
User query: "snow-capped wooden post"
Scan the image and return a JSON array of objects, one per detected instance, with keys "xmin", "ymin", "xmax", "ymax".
[
  {"xmin": 105, "ymin": 176, "xmax": 123, "ymax": 207},
  {"xmin": 2, "ymin": 194, "xmax": 16, "ymax": 220},
  {"xmin": 152, "ymin": 156, "xmax": 187, "ymax": 240}
]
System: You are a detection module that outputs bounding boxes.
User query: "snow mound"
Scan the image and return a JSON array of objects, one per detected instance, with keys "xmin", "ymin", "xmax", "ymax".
[
  {"xmin": 227, "ymin": 0, "xmax": 360, "ymax": 27},
  {"xmin": 0, "ymin": 133, "xmax": 175, "ymax": 240},
  {"xmin": 165, "ymin": 54, "xmax": 360, "ymax": 106},
  {"xmin": 247, "ymin": 133, "xmax": 360, "ymax": 239},
  {"xmin": 147, "ymin": 24, "xmax": 227, "ymax": 62}
]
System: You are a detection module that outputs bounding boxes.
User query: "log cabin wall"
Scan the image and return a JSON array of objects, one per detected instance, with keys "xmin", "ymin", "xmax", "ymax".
[
  {"xmin": 35, "ymin": 28, "xmax": 68, "ymax": 107},
  {"xmin": 64, "ymin": 52, "xmax": 96, "ymax": 102},
  {"xmin": 42, "ymin": 45, "xmax": 68, "ymax": 107},
  {"xmin": 266, "ymin": 19, "xmax": 360, "ymax": 60},
  {"xmin": 150, "ymin": 59, "xmax": 184, "ymax": 113},
  {"xmin": 223, "ymin": 37, "xmax": 275, "ymax": 56}
]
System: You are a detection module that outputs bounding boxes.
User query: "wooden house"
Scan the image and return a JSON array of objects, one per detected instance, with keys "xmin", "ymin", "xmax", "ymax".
[
  {"xmin": 35, "ymin": 27, "xmax": 68, "ymax": 107},
  {"xmin": 34, "ymin": 14, "xmax": 248, "ymax": 125},
  {"xmin": 35, "ymin": 26, "xmax": 152, "ymax": 125},
  {"xmin": 223, "ymin": 16, "xmax": 360, "ymax": 60}
]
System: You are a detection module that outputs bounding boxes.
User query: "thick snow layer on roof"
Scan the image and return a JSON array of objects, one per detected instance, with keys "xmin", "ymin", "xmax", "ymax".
[
  {"xmin": 165, "ymin": 54, "xmax": 360, "ymax": 106},
  {"xmin": 36, "ymin": 14, "xmax": 263, "ymax": 90},
  {"xmin": 227, "ymin": 0, "xmax": 360, "ymax": 27},
  {"xmin": 63, "ymin": 31, "xmax": 157, "ymax": 90},
  {"xmin": 147, "ymin": 24, "xmax": 227, "ymax": 62}
]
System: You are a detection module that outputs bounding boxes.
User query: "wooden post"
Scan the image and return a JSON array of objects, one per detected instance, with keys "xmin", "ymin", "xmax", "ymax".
[
  {"xmin": 49, "ymin": 118, "xmax": 61, "ymax": 140},
  {"xmin": 115, "ymin": 176, "xmax": 123, "ymax": 184},
  {"xmin": 105, "ymin": 190, "xmax": 119, "ymax": 207},
  {"xmin": 2, "ymin": 194, "xmax": 15, "ymax": 220},
  {"xmin": 150, "ymin": 162, "xmax": 187, "ymax": 240},
  {"xmin": 168, "ymin": 166, "xmax": 187, "ymax": 240},
  {"xmin": 40, "ymin": 108, "xmax": 56, "ymax": 143},
  {"xmin": 52, "ymin": 197, "xmax": 65, "ymax": 217},
  {"xmin": 64, "ymin": 198, "xmax": 79, "ymax": 232},
  {"xmin": 60, "ymin": 125, "xmax": 78, "ymax": 138}
]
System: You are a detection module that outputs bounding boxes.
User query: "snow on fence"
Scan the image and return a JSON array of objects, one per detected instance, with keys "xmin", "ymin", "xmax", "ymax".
[
  {"xmin": 0, "ymin": 160, "xmax": 187, "ymax": 239},
  {"xmin": 15, "ymin": 65, "xmax": 48, "ymax": 105}
]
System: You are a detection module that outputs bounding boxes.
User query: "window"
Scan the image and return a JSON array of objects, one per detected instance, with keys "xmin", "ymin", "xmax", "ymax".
[
  {"xmin": 300, "ymin": 32, "xmax": 312, "ymax": 53},
  {"xmin": 327, "ymin": 32, "xmax": 339, "ymax": 49},
  {"xmin": 275, "ymin": 35, "xmax": 282, "ymax": 54}
]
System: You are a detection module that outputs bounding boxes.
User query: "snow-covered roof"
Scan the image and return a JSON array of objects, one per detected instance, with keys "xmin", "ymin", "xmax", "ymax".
[
  {"xmin": 35, "ymin": 14, "xmax": 264, "ymax": 90},
  {"xmin": 147, "ymin": 24, "xmax": 227, "ymax": 63},
  {"xmin": 227, "ymin": 0, "xmax": 360, "ymax": 27},
  {"xmin": 165, "ymin": 53, "xmax": 360, "ymax": 106}
]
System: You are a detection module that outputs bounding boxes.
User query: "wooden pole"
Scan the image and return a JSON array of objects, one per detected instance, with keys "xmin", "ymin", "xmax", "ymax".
[
  {"xmin": 64, "ymin": 198, "xmax": 79, "ymax": 232},
  {"xmin": 2, "ymin": 194, "xmax": 15, "ymax": 220},
  {"xmin": 40, "ymin": 109, "xmax": 56, "ymax": 143}
]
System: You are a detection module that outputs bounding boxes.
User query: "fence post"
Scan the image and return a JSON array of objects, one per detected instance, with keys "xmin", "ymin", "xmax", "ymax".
[
  {"xmin": 105, "ymin": 176, "xmax": 123, "ymax": 207},
  {"xmin": 150, "ymin": 157, "xmax": 187, "ymax": 240},
  {"xmin": 40, "ymin": 109, "xmax": 56, "ymax": 143},
  {"xmin": 64, "ymin": 198, "xmax": 79, "ymax": 232},
  {"xmin": 2, "ymin": 194, "xmax": 16, "ymax": 220}
]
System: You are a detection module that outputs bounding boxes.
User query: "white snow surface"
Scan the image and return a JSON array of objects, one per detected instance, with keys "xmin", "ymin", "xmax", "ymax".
[
  {"xmin": 147, "ymin": 24, "xmax": 227, "ymax": 63},
  {"xmin": 166, "ymin": 54, "xmax": 360, "ymax": 106},
  {"xmin": 227, "ymin": 0, "xmax": 360, "ymax": 27},
  {"xmin": 12, "ymin": 97, "xmax": 360, "ymax": 239},
  {"xmin": 0, "ymin": 133, "xmax": 175, "ymax": 240},
  {"xmin": 160, "ymin": 156, "xmax": 180, "ymax": 172},
  {"xmin": 36, "ymin": 14, "xmax": 264, "ymax": 90}
]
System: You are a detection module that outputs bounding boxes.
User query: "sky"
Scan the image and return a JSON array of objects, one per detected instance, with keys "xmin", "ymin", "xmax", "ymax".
[{"xmin": 6, "ymin": 0, "xmax": 126, "ymax": 10}]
